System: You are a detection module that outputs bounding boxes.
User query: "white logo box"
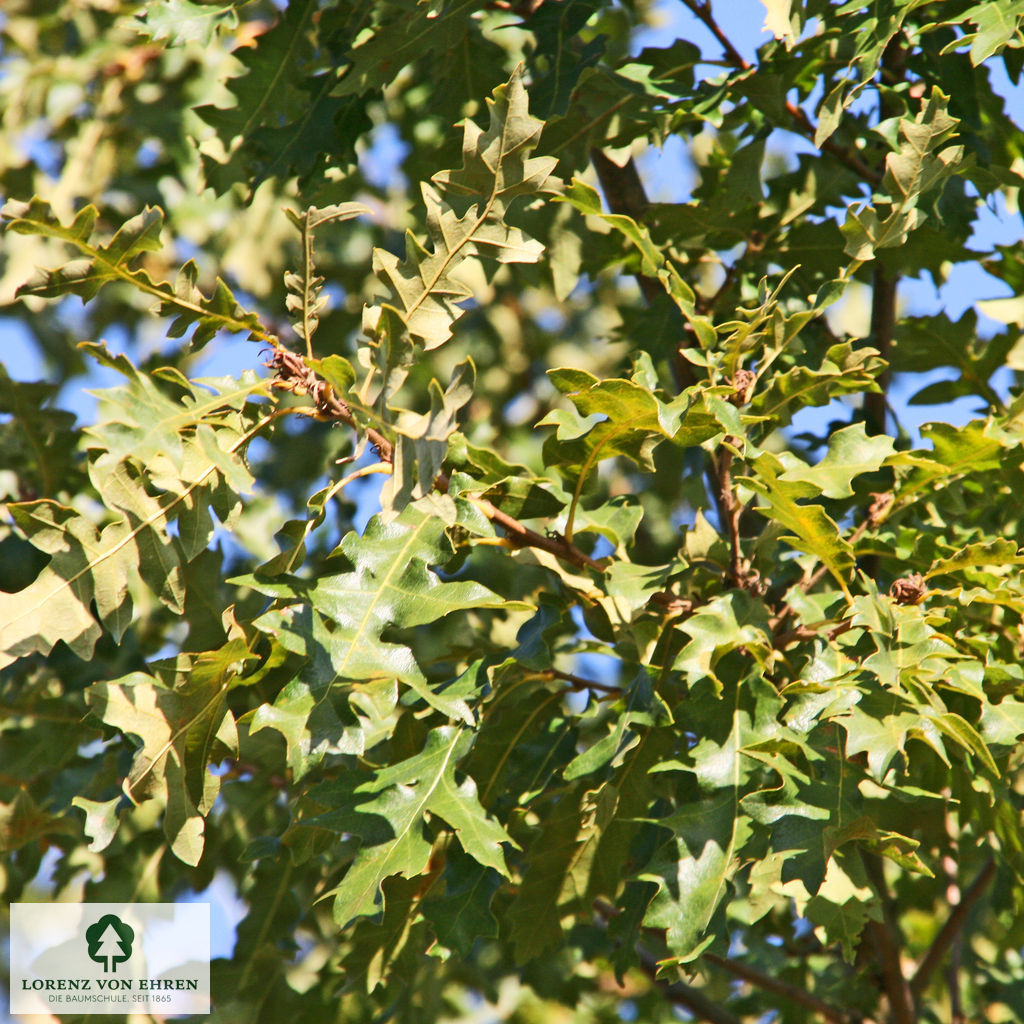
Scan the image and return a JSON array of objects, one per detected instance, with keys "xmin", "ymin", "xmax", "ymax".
[{"xmin": 10, "ymin": 902, "xmax": 210, "ymax": 1016}]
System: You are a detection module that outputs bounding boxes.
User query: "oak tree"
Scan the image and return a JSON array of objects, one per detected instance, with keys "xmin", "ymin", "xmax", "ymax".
[{"xmin": 2, "ymin": 1, "xmax": 1024, "ymax": 1021}]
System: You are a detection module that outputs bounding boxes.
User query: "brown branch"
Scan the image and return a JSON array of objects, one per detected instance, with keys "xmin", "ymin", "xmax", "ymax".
[
  {"xmin": 470, "ymin": 492, "xmax": 606, "ymax": 571},
  {"xmin": 703, "ymin": 953, "xmax": 863, "ymax": 1024},
  {"xmin": 940, "ymin": 797, "xmax": 964, "ymax": 1022},
  {"xmin": 864, "ymin": 265, "xmax": 896, "ymax": 436},
  {"xmin": 860, "ymin": 851, "xmax": 916, "ymax": 1024},
  {"xmin": 864, "ymin": 36, "xmax": 904, "ymax": 437},
  {"xmin": 676, "ymin": 0, "xmax": 881, "ymax": 184},
  {"xmin": 910, "ymin": 857, "xmax": 996, "ymax": 999},
  {"xmin": 588, "ymin": 147, "xmax": 657, "ymax": 302},
  {"xmin": 679, "ymin": 0, "xmax": 749, "ymax": 71},
  {"xmin": 773, "ymin": 616, "xmax": 854, "ymax": 651},
  {"xmin": 592, "ymin": 898, "xmax": 742, "ymax": 1024},
  {"xmin": 264, "ymin": 350, "xmax": 606, "ymax": 573},
  {"xmin": 635, "ymin": 943, "xmax": 744, "ymax": 1024},
  {"xmin": 716, "ymin": 445, "xmax": 745, "ymax": 587},
  {"xmin": 541, "ymin": 667, "xmax": 621, "ymax": 696}
]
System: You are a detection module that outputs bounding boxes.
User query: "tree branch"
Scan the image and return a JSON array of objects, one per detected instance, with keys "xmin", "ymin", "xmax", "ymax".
[
  {"xmin": 910, "ymin": 857, "xmax": 996, "ymax": 999},
  {"xmin": 540, "ymin": 667, "xmax": 621, "ymax": 696},
  {"xmin": 864, "ymin": 265, "xmax": 896, "ymax": 435},
  {"xmin": 703, "ymin": 953, "xmax": 863, "ymax": 1024},
  {"xmin": 635, "ymin": 943, "xmax": 744, "ymax": 1024},
  {"xmin": 715, "ymin": 444, "xmax": 748, "ymax": 589},
  {"xmin": 592, "ymin": 898, "xmax": 742, "ymax": 1024},
  {"xmin": 860, "ymin": 851, "xmax": 916, "ymax": 1024},
  {"xmin": 773, "ymin": 616, "xmax": 854, "ymax": 651},
  {"xmin": 587, "ymin": 148, "xmax": 656, "ymax": 300},
  {"xmin": 676, "ymin": 0, "xmax": 880, "ymax": 184},
  {"xmin": 264, "ymin": 350, "xmax": 606, "ymax": 573}
]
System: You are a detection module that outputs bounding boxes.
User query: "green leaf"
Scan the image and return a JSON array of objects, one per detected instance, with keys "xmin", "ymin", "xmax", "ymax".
[
  {"xmin": 837, "ymin": 691, "xmax": 928, "ymax": 778},
  {"xmin": 239, "ymin": 505, "xmax": 515, "ymax": 724},
  {"xmin": 804, "ymin": 857, "xmax": 874, "ymax": 962},
  {"xmin": 673, "ymin": 594, "xmax": 774, "ymax": 691},
  {"xmin": 539, "ymin": 368, "xmax": 719, "ymax": 540},
  {"xmin": 0, "ymin": 351, "xmax": 263, "ymax": 667},
  {"xmin": 749, "ymin": 341, "xmax": 885, "ymax": 428},
  {"xmin": 564, "ymin": 668, "xmax": 672, "ymax": 779},
  {"xmin": 382, "ymin": 358, "xmax": 476, "ymax": 512},
  {"xmin": 558, "ymin": 178, "xmax": 713, "ymax": 340},
  {"xmin": 523, "ymin": 0, "xmax": 605, "ymax": 117},
  {"xmin": 423, "ymin": 851, "xmax": 502, "ymax": 957},
  {"xmin": 507, "ymin": 784, "xmax": 589, "ymax": 963},
  {"xmin": 812, "ymin": 2, "xmax": 933, "ymax": 145},
  {"xmin": 743, "ymin": 451, "xmax": 855, "ymax": 589},
  {"xmin": 284, "ymin": 203, "xmax": 369, "ymax": 350},
  {"xmin": 85, "ymin": 649, "xmax": 246, "ymax": 865},
  {"xmin": 364, "ymin": 67, "xmax": 558, "ymax": 352},
  {"xmin": 249, "ymin": 679, "xmax": 367, "ymax": 781},
  {"xmin": 640, "ymin": 792, "xmax": 752, "ymax": 962},
  {"xmin": 307, "ymin": 726, "xmax": 513, "ymax": 925},
  {"xmin": 980, "ymin": 699, "xmax": 1024, "ymax": 746},
  {"xmin": 842, "ymin": 90, "xmax": 964, "ymax": 260},
  {"xmin": 195, "ymin": 0, "xmax": 325, "ymax": 193},
  {"xmin": 333, "ymin": 0, "xmax": 486, "ymax": 99},
  {"xmin": 926, "ymin": 539, "xmax": 1024, "ymax": 579},
  {"xmin": 2, "ymin": 199, "xmax": 269, "ymax": 349},
  {"xmin": 958, "ymin": 1, "xmax": 1024, "ymax": 64},
  {"xmin": 71, "ymin": 796, "xmax": 123, "ymax": 853},
  {"xmin": 137, "ymin": 0, "xmax": 237, "ymax": 47},
  {"xmin": 779, "ymin": 423, "xmax": 896, "ymax": 499}
]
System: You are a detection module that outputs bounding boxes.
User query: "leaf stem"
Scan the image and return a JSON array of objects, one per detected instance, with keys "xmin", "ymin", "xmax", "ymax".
[{"xmin": 589, "ymin": 147, "xmax": 698, "ymax": 391}]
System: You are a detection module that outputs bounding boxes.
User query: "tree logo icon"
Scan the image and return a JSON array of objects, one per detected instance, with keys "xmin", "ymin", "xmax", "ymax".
[{"xmin": 85, "ymin": 914, "xmax": 135, "ymax": 973}]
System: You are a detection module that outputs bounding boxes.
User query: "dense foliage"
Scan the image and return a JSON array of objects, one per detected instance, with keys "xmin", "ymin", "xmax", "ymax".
[{"xmin": 3, "ymin": 1, "xmax": 1024, "ymax": 1021}]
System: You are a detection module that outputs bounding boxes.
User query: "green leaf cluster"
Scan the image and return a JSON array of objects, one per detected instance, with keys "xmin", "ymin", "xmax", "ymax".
[{"xmin": 4, "ymin": 3, "xmax": 1024, "ymax": 1022}]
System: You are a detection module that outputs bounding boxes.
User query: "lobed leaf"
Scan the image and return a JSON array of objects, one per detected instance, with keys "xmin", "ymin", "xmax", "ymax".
[
  {"xmin": 301, "ymin": 726, "xmax": 513, "ymax": 925},
  {"xmin": 362, "ymin": 68, "xmax": 558, "ymax": 353},
  {"xmin": 2, "ymin": 198, "xmax": 269, "ymax": 350}
]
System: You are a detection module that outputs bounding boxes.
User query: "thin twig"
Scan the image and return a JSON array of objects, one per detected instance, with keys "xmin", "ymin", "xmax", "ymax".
[
  {"xmin": 264, "ymin": 350, "xmax": 606, "ymax": 574},
  {"xmin": 773, "ymin": 616, "xmax": 854, "ymax": 651},
  {"xmin": 541, "ymin": 667, "xmax": 621, "ymax": 696},
  {"xmin": 704, "ymin": 953, "xmax": 863, "ymax": 1024},
  {"xmin": 910, "ymin": 857, "xmax": 996, "ymax": 999},
  {"xmin": 592, "ymin": 898, "xmax": 743, "ymax": 1024},
  {"xmin": 676, "ymin": 0, "xmax": 881, "ymax": 184}
]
